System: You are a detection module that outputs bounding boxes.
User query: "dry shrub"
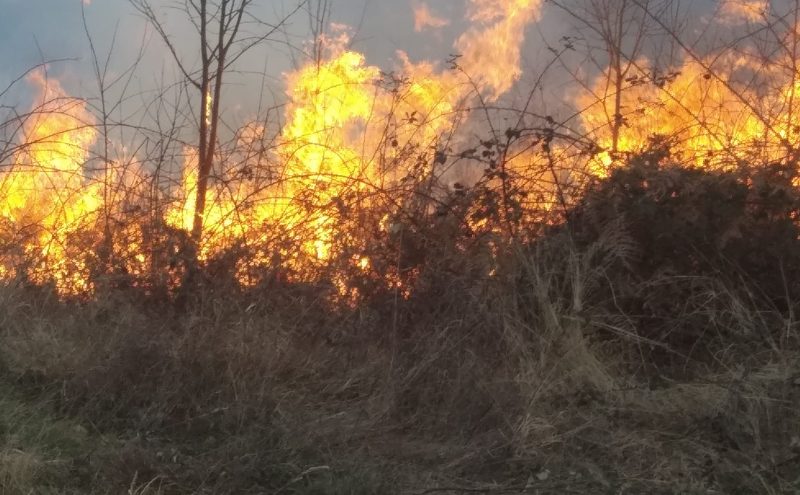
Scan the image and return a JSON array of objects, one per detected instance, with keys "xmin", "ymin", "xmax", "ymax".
[
  {"xmin": 0, "ymin": 143, "xmax": 799, "ymax": 492},
  {"xmin": 565, "ymin": 149, "xmax": 800, "ymax": 364}
]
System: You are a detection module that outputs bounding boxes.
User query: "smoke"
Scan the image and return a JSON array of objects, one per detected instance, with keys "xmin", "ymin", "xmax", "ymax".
[
  {"xmin": 718, "ymin": 0, "xmax": 769, "ymax": 23},
  {"xmin": 413, "ymin": 1, "xmax": 450, "ymax": 31}
]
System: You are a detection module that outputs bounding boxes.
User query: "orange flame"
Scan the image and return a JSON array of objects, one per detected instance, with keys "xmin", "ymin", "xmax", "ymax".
[
  {"xmin": 578, "ymin": 50, "xmax": 800, "ymax": 172},
  {"xmin": 456, "ymin": 0, "xmax": 542, "ymax": 100},
  {"xmin": 0, "ymin": 70, "xmax": 102, "ymax": 293}
]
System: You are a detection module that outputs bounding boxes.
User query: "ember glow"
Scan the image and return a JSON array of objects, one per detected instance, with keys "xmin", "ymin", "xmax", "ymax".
[{"xmin": 3, "ymin": 0, "xmax": 800, "ymax": 297}]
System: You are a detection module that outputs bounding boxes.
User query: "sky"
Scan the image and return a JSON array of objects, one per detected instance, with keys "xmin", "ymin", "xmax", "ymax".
[
  {"xmin": 0, "ymin": 1, "xmax": 467, "ymax": 103},
  {"xmin": 0, "ymin": 0, "xmax": 777, "ymax": 123},
  {"xmin": 0, "ymin": 0, "xmax": 569, "ymax": 136}
]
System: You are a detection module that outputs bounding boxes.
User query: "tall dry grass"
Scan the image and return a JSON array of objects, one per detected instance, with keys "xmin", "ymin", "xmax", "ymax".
[{"xmin": 1, "ymin": 157, "xmax": 798, "ymax": 493}]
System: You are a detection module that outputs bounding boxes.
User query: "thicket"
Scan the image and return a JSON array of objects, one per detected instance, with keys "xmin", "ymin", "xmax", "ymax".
[
  {"xmin": 1, "ymin": 144, "xmax": 799, "ymax": 493},
  {"xmin": 565, "ymin": 148, "xmax": 800, "ymax": 365}
]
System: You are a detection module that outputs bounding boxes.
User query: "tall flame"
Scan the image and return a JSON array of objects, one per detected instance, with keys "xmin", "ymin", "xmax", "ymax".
[
  {"xmin": 456, "ymin": 0, "xmax": 542, "ymax": 100},
  {"xmin": 0, "ymin": 70, "xmax": 101, "ymax": 292}
]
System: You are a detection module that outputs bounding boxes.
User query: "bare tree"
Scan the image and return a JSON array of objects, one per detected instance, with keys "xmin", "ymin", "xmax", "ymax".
[
  {"xmin": 82, "ymin": 3, "xmax": 148, "ymax": 271},
  {"xmin": 129, "ymin": 0, "xmax": 303, "ymax": 246},
  {"xmin": 553, "ymin": 0, "xmax": 683, "ymax": 156}
]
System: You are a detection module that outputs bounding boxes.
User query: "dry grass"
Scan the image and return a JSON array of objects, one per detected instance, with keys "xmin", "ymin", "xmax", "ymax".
[{"xmin": 0, "ymin": 220, "xmax": 798, "ymax": 493}]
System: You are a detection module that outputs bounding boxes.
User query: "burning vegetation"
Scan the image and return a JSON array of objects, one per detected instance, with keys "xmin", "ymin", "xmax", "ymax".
[
  {"xmin": 1, "ymin": 0, "xmax": 800, "ymax": 493},
  {"xmin": 0, "ymin": 0, "xmax": 548, "ymax": 298},
  {"xmin": 6, "ymin": 0, "xmax": 800, "ymax": 301}
]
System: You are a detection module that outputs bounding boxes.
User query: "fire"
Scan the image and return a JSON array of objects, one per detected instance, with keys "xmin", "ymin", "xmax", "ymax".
[
  {"xmin": 280, "ymin": 43, "xmax": 381, "ymax": 261},
  {"xmin": 456, "ymin": 0, "xmax": 543, "ymax": 100},
  {"xmin": 0, "ymin": 70, "xmax": 102, "ymax": 293},
  {"xmin": 9, "ymin": 0, "xmax": 800, "ymax": 299},
  {"xmin": 578, "ymin": 49, "xmax": 800, "ymax": 172},
  {"xmin": 204, "ymin": 90, "xmax": 213, "ymax": 127}
]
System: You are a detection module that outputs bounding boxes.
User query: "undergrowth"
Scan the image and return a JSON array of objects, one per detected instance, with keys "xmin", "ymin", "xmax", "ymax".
[{"xmin": 1, "ymin": 154, "xmax": 799, "ymax": 494}]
